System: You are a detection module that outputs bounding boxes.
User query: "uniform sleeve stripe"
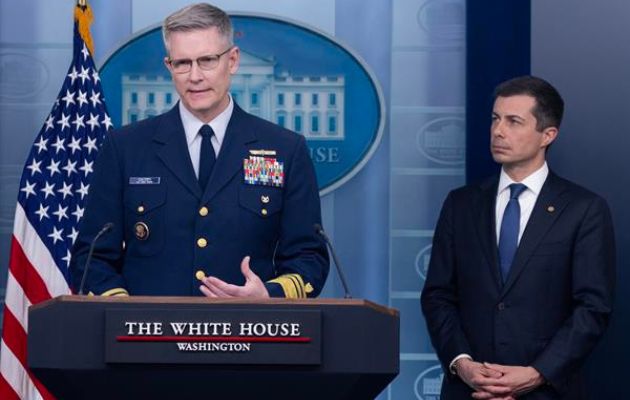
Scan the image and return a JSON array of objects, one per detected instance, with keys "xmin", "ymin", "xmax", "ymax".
[
  {"xmin": 268, "ymin": 274, "xmax": 310, "ymax": 299},
  {"xmin": 101, "ymin": 288, "xmax": 129, "ymax": 297},
  {"xmin": 287, "ymin": 274, "xmax": 305, "ymax": 298}
]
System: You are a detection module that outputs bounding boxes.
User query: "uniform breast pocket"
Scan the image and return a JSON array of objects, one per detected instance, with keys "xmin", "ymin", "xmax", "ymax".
[
  {"xmin": 238, "ymin": 185, "xmax": 283, "ymax": 218},
  {"xmin": 123, "ymin": 184, "xmax": 167, "ymax": 257}
]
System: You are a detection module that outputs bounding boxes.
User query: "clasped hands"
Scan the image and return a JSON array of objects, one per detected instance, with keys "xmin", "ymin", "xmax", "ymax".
[
  {"xmin": 457, "ymin": 358, "xmax": 545, "ymax": 400},
  {"xmin": 198, "ymin": 256, "xmax": 270, "ymax": 298}
]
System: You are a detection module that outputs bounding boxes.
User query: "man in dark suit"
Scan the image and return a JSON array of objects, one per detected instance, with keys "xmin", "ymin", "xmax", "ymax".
[
  {"xmin": 70, "ymin": 3, "xmax": 328, "ymax": 298},
  {"xmin": 421, "ymin": 76, "xmax": 615, "ymax": 399}
]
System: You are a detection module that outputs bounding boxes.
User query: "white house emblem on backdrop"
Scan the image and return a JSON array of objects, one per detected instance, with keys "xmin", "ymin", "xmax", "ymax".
[{"xmin": 100, "ymin": 14, "xmax": 384, "ymax": 195}]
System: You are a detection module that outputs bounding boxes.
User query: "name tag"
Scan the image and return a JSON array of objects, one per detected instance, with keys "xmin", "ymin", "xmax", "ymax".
[{"xmin": 129, "ymin": 177, "xmax": 161, "ymax": 185}]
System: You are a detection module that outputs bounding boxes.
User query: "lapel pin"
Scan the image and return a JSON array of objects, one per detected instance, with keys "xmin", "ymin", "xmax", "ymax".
[{"xmin": 547, "ymin": 205, "xmax": 555, "ymax": 213}]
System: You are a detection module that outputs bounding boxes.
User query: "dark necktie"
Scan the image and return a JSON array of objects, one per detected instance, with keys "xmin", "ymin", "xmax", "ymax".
[
  {"xmin": 198, "ymin": 125, "xmax": 216, "ymax": 192},
  {"xmin": 498, "ymin": 183, "xmax": 527, "ymax": 283}
]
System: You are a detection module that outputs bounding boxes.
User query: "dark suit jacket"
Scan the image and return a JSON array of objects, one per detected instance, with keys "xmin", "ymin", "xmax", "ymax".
[
  {"xmin": 421, "ymin": 172, "xmax": 615, "ymax": 399},
  {"xmin": 70, "ymin": 103, "xmax": 329, "ymax": 297}
]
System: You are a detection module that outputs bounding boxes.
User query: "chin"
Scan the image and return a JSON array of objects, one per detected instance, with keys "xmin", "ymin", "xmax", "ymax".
[{"xmin": 491, "ymin": 153, "xmax": 505, "ymax": 163}]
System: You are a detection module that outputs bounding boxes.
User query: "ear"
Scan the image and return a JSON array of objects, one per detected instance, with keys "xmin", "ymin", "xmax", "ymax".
[
  {"xmin": 163, "ymin": 56, "xmax": 172, "ymax": 71},
  {"xmin": 541, "ymin": 127, "xmax": 558, "ymax": 148},
  {"xmin": 228, "ymin": 46, "xmax": 240, "ymax": 75}
]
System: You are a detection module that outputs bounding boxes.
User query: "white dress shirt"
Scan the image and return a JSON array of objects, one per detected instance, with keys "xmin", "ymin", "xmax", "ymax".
[
  {"xmin": 495, "ymin": 162, "xmax": 549, "ymax": 244},
  {"xmin": 179, "ymin": 97, "xmax": 234, "ymax": 179},
  {"xmin": 449, "ymin": 162, "xmax": 549, "ymax": 374}
]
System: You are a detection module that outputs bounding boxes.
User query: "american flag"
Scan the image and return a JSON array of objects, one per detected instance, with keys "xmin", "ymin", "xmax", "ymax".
[{"xmin": 0, "ymin": 4, "xmax": 111, "ymax": 399}]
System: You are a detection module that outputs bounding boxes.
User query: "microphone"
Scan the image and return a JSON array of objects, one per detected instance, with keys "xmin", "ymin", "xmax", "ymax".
[
  {"xmin": 314, "ymin": 224, "xmax": 352, "ymax": 299},
  {"xmin": 78, "ymin": 222, "xmax": 114, "ymax": 295}
]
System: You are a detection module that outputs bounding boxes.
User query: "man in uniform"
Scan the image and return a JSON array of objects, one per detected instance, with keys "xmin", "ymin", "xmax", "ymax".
[
  {"xmin": 421, "ymin": 76, "xmax": 615, "ymax": 399},
  {"xmin": 70, "ymin": 3, "xmax": 329, "ymax": 299}
]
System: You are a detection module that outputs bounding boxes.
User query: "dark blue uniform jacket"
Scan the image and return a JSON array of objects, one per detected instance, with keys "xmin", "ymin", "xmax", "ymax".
[{"xmin": 70, "ymin": 103, "xmax": 329, "ymax": 298}]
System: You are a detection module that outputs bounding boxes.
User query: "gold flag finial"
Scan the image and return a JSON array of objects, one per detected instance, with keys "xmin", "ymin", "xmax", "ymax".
[{"xmin": 74, "ymin": 1, "xmax": 94, "ymax": 56}]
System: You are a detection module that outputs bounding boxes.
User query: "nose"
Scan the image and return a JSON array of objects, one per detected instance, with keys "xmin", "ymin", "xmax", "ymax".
[
  {"xmin": 188, "ymin": 62, "xmax": 204, "ymax": 82},
  {"xmin": 491, "ymin": 119, "xmax": 503, "ymax": 138}
]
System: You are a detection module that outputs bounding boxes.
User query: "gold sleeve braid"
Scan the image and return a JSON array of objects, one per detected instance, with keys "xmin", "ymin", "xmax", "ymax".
[
  {"xmin": 267, "ymin": 274, "xmax": 314, "ymax": 298},
  {"xmin": 100, "ymin": 287, "xmax": 129, "ymax": 297}
]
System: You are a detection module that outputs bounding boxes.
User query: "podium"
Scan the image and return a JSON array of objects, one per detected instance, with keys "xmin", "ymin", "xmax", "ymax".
[{"xmin": 28, "ymin": 296, "xmax": 399, "ymax": 400}]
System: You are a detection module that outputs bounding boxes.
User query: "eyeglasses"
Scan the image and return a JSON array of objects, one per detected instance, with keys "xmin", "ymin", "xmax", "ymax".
[{"xmin": 167, "ymin": 47, "xmax": 233, "ymax": 74}]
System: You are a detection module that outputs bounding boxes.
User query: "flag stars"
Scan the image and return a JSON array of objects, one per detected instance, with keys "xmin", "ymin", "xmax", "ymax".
[
  {"xmin": 86, "ymin": 113, "xmax": 101, "ymax": 131},
  {"xmin": 76, "ymin": 182, "xmax": 89, "ymax": 199},
  {"xmin": 102, "ymin": 114, "xmax": 113, "ymax": 130},
  {"xmin": 35, "ymin": 204, "xmax": 50, "ymax": 221},
  {"xmin": 78, "ymin": 66, "xmax": 91, "ymax": 84},
  {"xmin": 19, "ymin": 34, "xmax": 107, "ymax": 272},
  {"xmin": 68, "ymin": 136, "xmax": 82, "ymax": 154},
  {"xmin": 46, "ymin": 159, "xmax": 61, "ymax": 177},
  {"xmin": 41, "ymin": 182, "xmax": 56, "ymax": 199},
  {"xmin": 57, "ymin": 182, "xmax": 74, "ymax": 199},
  {"xmin": 20, "ymin": 180, "xmax": 37, "ymax": 199},
  {"xmin": 71, "ymin": 205, "xmax": 84, "ymax": 221},
  {"xmin": 48, "ymin": 226, "xmax": 64, "ymax": 244},
  {"xmin": 52, "ymin": 204, "xmax": 69, "ymax": 222},
  {"xmin": 89, "ymin": 90, "xmax": 102, "ymax": 107},
  {"xmin": 67, "ymin": 227, "xmax": 78, "ymax": 244},
  {"xmin": 51, "ymin": 136, "xmax": 66, "ymax": 154},
  {"xmin": 61, "ymin": 89, "xmax": 76, "ymax": 108},
  {"xmin": 45, "ymin": 115, "xmax": 55, "ymax": 131},
  {"xmin": 34, "ymin": 136, "xmax": 49, "ymax": 154},
  {"xmin": 77, "ymin": 90, "xmax": 89, "ymax": 107},
  {"xmin": 26, "ymin": 159, "xmax": 42, "ymax": 176},
  {"xmin": 62, "ymin": 249, "xmax": 72, "ymax": 266},
  {"xmin": 83, "ymin": 136, "xmax": 98, "ymax": 153},
  {"xmin": 81, "ymin": 43, "xmax": 90, "ymax": 60},
  {"xmin": 67, "ymin": 66, "xmax": 79, "ymax": 84},
  {"xmin": 57, "ymin": 113, "xmax": 71, "ymax": 131},
  {"xmin": 62, "ymin": 159, "xmax": 78, "ymax": 176},
  {"xmin": 79, "ymin": 160, "xmax": 94, "ymax": 176},
  {"xmin": 72, "ymin": 114, "xmax": 85, "ymax": 131}
]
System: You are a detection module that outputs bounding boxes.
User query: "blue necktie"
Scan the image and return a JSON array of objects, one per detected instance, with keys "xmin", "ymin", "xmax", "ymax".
[
  {"xmin": 198, "ymin": 125, "xmax": 216, "ymax": 192},
  {"xmin": 498, "ymin": 183, "xmax": 527, "ymax": 283}
]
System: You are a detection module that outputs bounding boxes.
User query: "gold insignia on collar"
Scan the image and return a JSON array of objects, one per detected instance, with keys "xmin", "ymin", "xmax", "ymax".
[{"xmin": 249, "ymin": 149, "xmax": 277, "ymax": 156}]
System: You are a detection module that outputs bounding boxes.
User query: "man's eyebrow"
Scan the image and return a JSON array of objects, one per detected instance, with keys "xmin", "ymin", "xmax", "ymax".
[
  {"xmin": 492, "ymin": 111, "xmax": 526, "ymax": 121},
  {"xmin": 505, "ymin": 114, "xmax": 526, "ymax": 121}
]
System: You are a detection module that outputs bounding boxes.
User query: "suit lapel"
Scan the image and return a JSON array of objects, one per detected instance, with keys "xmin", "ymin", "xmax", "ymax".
[
  {"xmin": 501, "ymin": 172, "xmax": 569, "ymax": 296},
  {"xmin": 203, "ymin": 104, "xmax": 257, "ymax": 203},
  {"xmin": 153, "ymin": 106, "xmax": 202, "ymax": 199},
  {"xmin": 474, "ymin": 177, "xmax": 503, "ymax": 291}
]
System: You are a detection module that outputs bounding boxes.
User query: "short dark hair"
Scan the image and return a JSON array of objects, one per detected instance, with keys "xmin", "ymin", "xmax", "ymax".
[{"xmin": 494, "ymin": 76, "xmax": 564, "ymax": 131}]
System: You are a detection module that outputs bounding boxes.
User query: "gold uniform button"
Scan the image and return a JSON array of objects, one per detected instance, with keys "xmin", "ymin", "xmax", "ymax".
[
  {"xmin": 199, "ymin": 206, "xmax": 209, "ymax": 217},
  {"xmin": 195, "ymin": 270, "xmax": 206, "ymax": 281},
  {"xmin": 197, "ymin": 238, "xmax": 208, "ymax": 248},
  {"xmin": 137, "ymin": 205, "xmax": 145, "ymax": 213},
  {"xmin": 261, "ymin": 208, "xmax": 268, "ymax": 216}
]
